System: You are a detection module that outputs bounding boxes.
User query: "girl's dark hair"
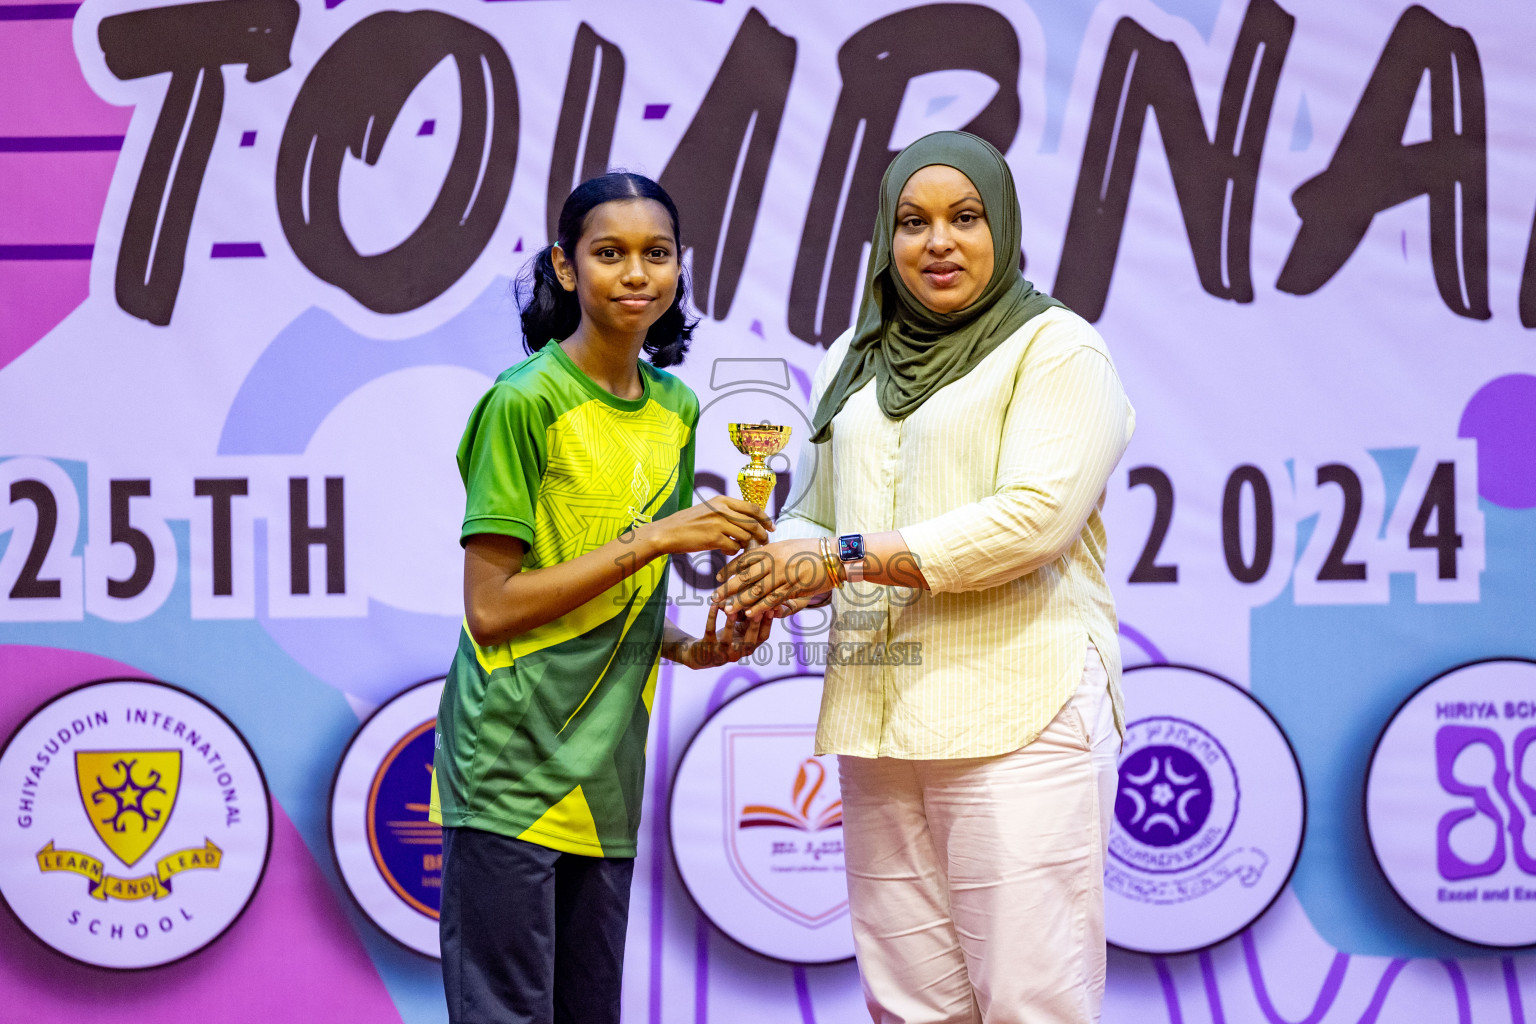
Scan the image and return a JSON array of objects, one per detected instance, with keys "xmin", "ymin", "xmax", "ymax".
[{"xmin": 517, "ymin": 172, "xmax": 697, "ymax": 367}]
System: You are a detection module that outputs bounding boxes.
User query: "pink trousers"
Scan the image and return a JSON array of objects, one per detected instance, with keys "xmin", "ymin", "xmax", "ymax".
[{"xmin": 838, "ymin": 646, "xmax": 1119, "ymax": 1024}]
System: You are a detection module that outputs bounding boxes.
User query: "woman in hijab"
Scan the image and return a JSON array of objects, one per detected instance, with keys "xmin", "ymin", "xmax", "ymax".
[{"xmin": 714, "ymin": 131, "xmax": 1135, "ymax": 1023}]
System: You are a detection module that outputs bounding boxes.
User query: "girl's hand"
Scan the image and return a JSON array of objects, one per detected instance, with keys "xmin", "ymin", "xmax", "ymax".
[
  {"xmin": 641, "ymin": 496, "xmax": 773, "ymax": 556},
  {"xmin": 671, "ymin": 604, "xmax": 774, "ymax": 669},
  {"xmin": 711, "ymin": 538, "xmax": 837, "ymax": 619},
  {"xmin": 767, "ymin": 591, "xmax": 832, "ymax": 619}
]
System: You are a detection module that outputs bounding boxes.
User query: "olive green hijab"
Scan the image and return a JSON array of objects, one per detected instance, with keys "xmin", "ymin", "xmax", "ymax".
[{"xmin": 809, "ymin": 131, "xmax": 1063, "ymax": 442}]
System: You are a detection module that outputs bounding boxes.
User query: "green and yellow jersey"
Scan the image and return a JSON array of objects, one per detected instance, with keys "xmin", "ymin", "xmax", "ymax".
[{"xmin": 430, "ymin": 342, "xmax": 697, "ymax": 857}]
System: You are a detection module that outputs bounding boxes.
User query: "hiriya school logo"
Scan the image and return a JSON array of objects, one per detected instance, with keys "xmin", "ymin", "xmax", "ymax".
[
  {"xmin": 1366, "ymin": 658, "xmax": 1536, "ymax": 947},
  {"xmin": 330, "ymin": 678, "xmax": 443, "ymax": 957},
  {"xmin": 670, "ymin": 675, "xmax": 853, "ymax": 963},
  {"xmin": 1105, "ymin": 665, "xmax": 1305, "ymax": 955},
  {"xmin": 0, "ymin": 679, "xmax": 271, "ymax": 969}
]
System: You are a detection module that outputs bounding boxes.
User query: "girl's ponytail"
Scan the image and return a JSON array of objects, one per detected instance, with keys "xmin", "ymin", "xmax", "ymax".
[{"xmin": 516, "ymin": 245, "xmax": 581, "ymax": 354}]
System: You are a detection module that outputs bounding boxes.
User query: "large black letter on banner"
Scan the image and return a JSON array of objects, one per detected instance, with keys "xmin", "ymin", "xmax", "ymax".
[
  {"xmin": 788, "ymin": 4, "xmax": 1019, "ymax": 348},
  {"xmin": 547, "ymin": 24, "xmax": 625, "ymax": 241},
  {"xmin": 98, "ymin": 0, "xmax": 298, "ymax": 326},
  {"xmin": 1276, "ymin": 6, "xmax": 1488, "ymax": 320},
  {"xmin": 1053, "ymin": 0, "xmax": 1293, "ymax": 322},
  {"xmin": 1521, "ymin": 207, "xmax": 1536, "ymax": 328},
  {"xmin": 277, "ymin": 12, "xmax": 518, "ymax": 314},
  {"xmin": 659, "ymin": 9, "xmax": 796, "ymax": 321},
  {"xmin": 289, "ymin": 477, "xmax": 344, "ymax": 595}
]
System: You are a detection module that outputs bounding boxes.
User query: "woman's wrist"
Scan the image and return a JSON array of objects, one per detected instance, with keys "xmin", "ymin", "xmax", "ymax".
[
  {"xmin": 807, "ymin": 531, "xmax": 928, "ymax": 591},
  {"xmin": 818, "ymin": 536, "xmax": 846, "ymax": 589}
]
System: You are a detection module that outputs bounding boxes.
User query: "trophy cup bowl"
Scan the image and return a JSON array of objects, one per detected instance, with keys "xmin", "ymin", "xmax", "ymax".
[{"xmin": 727, "ymin": 423, "xmax": 792, "ymax": 508}]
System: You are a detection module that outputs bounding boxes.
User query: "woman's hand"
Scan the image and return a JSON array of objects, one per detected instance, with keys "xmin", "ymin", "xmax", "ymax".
[
  {"xmin": 666, "ymin": 606, "xmax": 774, "ymax": 669},
  {"xmin": 640, "ymin": 496, "xmax": 773, "ymax": 556},
  {"xmin": 711, "ymin": 537, "xmax": 837, "ymax": 619}
]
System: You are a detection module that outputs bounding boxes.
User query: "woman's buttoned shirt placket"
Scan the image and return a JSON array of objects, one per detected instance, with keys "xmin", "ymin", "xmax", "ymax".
[{"xmin": 831, "ymin": 377, "xmax": 901, "ymax": 755}]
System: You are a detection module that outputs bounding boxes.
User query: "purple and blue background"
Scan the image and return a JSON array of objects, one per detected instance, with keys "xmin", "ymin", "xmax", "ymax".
[{"xmin": 4, "ymin": 0, "xmax": 1536, "ymax": 1019}]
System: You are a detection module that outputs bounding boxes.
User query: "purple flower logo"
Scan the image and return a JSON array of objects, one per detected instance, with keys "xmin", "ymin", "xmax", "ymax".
[{"xmin": 1116, "ymin": 745, "xmax": 1213, "ymax": 848}]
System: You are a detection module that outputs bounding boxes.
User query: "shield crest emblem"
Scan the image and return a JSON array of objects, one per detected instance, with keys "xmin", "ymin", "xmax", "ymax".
[
  {"xmin": 724, "ymin": 727, "xmax": 847, "ymax": 927},
  {"xmin": 75, "ymin": 750, "xmax": 182, "ymax": 868}
]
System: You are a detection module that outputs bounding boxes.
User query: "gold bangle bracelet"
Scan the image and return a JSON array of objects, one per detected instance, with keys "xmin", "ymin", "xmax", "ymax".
[{"xmin": 820, "ymin": 537, "xmax": 845, "ymax": 589}]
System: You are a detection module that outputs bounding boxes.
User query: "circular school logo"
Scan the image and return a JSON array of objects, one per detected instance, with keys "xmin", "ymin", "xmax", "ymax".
[
  {"xmin": 0, "ymin": 679, "xmax": 271, "ymax": 969},
  {"xmin": 1105, "ymin": 665, "xmax": 1304, "ymax": 955},
  {"xmin": 330, "ymin": 678, "xmax": 444, "ymax": 958},
  {"xmin": 1111, "ymin": 722, "xmax": 1237, "ymax": 873},
  {"xmin": 670, "ymin": 674, "xmax": 852, "ymax": 964},
  {"xmin": 1366, "ymin": 658, "xmax": 1536, "ymax": 948}
]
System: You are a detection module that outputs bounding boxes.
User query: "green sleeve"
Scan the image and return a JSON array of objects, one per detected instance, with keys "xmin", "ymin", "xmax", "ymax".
[
  {"xmin": 675, "ymin": 391, "xmax": 698, "ymax": 510},
  {"xmin": 456, "ymin": 382, "xmax": 547, "ymax": 547}
]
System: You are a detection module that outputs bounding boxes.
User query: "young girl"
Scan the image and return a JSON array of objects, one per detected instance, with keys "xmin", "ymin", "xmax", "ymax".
[{"xmin": 432, "ymin": 172, "xmax": 774, "ymax": 1024}]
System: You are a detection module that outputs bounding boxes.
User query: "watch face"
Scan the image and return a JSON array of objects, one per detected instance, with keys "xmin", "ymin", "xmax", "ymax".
[{"xmin": 837, "ymin": 534, "xmax": 864, "ymax": 562}]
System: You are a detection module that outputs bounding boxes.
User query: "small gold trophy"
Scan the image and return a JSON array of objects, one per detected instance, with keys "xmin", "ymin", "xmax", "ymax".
[{"xmin": 727, "ymin": 423, "xmax": 792, "ymax": 508}]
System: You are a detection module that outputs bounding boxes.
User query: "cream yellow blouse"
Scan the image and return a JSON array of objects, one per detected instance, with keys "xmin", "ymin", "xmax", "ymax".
[{"xmin": 778, "ymin": 306, "xmax": 1135, "ymax": 759}]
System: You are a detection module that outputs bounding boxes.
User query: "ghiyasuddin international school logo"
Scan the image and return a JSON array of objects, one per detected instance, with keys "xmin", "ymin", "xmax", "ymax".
[
  {"xmin": 39, "ymin": 749, "xmax": 222, "ymax": 902},
  {"xmin": 670, "ymin": 675, "xmax": 854, "ymax": 963},
  {"xmin": 0, "ymin": 680, "xmax": 271, "ymax": 969},
  {"xmin": 330, "ymin": 678, "xmax": 444, "ymax": 958},
  {"xmin": 1104, "ymin": 665, "xmax": 1305, "ymax": 954}
]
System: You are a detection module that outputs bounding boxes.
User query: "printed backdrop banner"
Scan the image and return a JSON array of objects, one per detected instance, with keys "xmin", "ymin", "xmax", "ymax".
[{"xmin": 2, "ymin": 0, "xmax": 1535, "ymax": 1020}]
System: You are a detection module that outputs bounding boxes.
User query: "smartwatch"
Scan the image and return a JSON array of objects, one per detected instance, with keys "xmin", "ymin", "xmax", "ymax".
[{"xmin": 836, "ymin": 533, "xmax": 866, "ymax": 583}]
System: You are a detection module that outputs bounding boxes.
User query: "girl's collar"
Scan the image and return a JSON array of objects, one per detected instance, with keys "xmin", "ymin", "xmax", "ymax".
[{"xmin": 547, "ymin": 340, "xmax": 652, "ymax": 411}]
